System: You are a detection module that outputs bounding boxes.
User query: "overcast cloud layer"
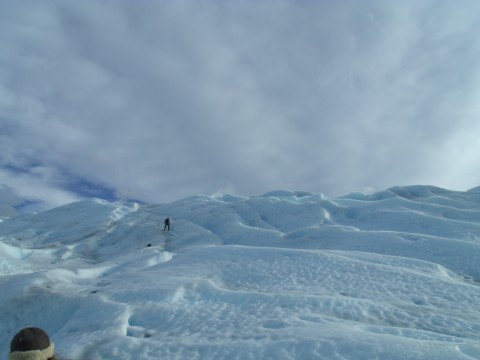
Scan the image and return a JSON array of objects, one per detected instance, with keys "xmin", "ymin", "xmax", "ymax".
[{"xmin": 1, "ymin": 0, "xmax": 480, "ymax": 213}]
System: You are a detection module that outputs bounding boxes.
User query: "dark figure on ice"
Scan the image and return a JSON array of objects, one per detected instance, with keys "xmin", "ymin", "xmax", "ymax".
[
  {"xmin": 164, "ymin": 217, "xmax": 170, "ymax": 231},
  {"xmin": 9, "ymin": 327, "xmax": 56, "ymax": 360}
]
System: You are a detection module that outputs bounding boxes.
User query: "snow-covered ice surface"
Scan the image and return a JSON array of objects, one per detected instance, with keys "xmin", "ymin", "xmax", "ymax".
[{"xmin": 1, "ymin": 185, "xmax": 480, "ymax": 359}]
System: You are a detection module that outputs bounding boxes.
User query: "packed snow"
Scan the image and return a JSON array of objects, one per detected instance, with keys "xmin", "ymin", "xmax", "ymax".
[{"xmin": 1, "ymin": 185, "xmax": 480, "ymax": 359}]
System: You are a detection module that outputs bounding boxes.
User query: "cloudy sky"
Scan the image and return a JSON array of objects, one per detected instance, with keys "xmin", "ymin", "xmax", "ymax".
[{"xmin": 1, "ymin": 0, "xmax": 480, "ymax": 214}]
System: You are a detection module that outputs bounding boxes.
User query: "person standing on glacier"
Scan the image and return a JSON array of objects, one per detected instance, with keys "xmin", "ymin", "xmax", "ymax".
[{"xmin": 163, "ymin": 217, "xmax": 170, "ymax": 231}]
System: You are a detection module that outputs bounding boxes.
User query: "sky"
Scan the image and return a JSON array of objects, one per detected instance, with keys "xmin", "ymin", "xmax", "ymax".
[{"xmin": 1, "ymin": 0, "xmax": 480, "ymax": 215}]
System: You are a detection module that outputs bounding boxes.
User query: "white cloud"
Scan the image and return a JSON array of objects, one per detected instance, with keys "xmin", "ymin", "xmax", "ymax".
[
  {"xmin": 0, "ymin": 185, "xmax": 22, "ymax": 217},
  {"xmin": 0, "ymin": 168, "xmax": 83, "ymax": 212},
  {"xmin": 211, "ymin": 183, "xmax": 237, "ymax": 199},
  {"xmin": 1, "ymin": 0, "xmax": 480, "ymax": 209}
]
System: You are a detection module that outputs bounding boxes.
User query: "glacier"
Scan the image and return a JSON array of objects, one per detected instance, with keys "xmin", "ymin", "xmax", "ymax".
[{"xmin": 1, "ymin": 185, "xmax": 480, "ymax": 359}]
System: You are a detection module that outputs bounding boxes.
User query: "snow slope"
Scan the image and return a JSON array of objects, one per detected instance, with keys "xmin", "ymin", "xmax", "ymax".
[{"xmin": 1, "ymin": 185, "xmax": 480, "ymax": 359}]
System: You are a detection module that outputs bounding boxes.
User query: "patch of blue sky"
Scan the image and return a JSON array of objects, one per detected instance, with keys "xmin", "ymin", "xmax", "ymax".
[
  {"xmin": 15, "ymin": 199, "xmax": 44, "ymax": 214},
  {"xmin": 63, "ymin": 176, "xmax": 145, "ymax": 205},
  {"xmin": 3, "ymin": 161, "xmax": 43, "ymax": 174},
  {"xmin": 63, "ymin": 177, "xmax": 118, "ymax": 202}
]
